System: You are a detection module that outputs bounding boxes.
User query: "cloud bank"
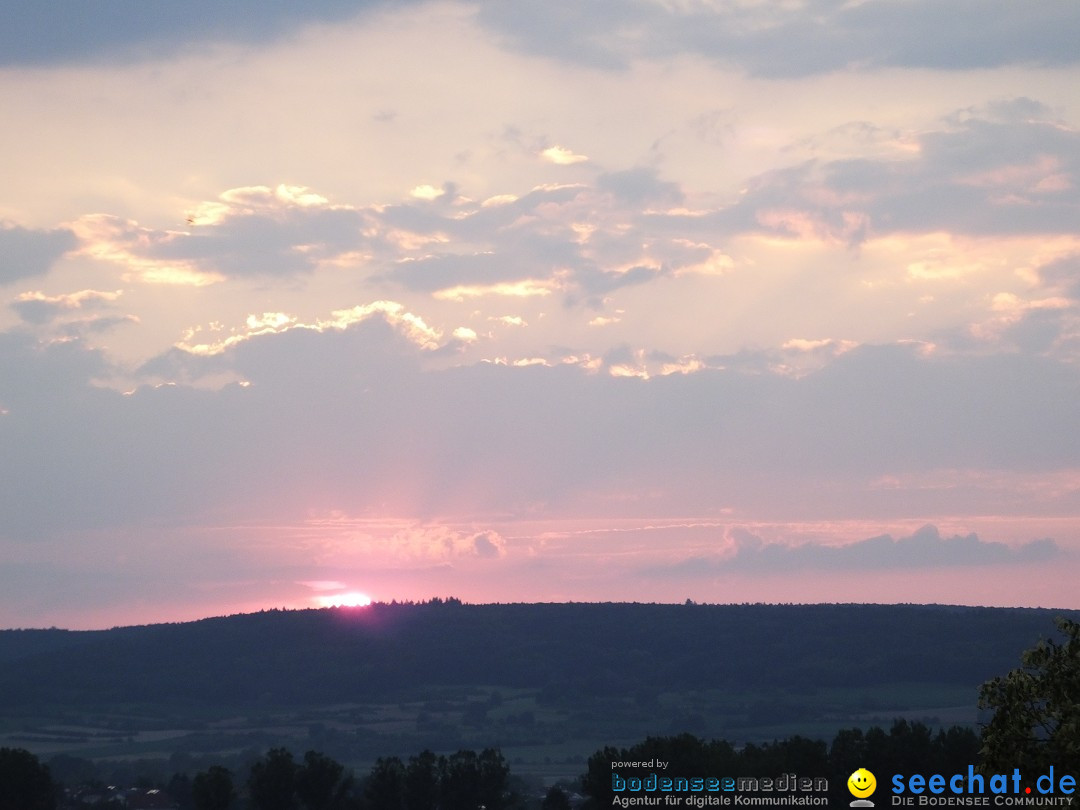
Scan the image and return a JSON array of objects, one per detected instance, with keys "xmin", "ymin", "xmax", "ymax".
[{"xmin": 717, "ymin": 524, "xmax": 1063, "ymax": 572}]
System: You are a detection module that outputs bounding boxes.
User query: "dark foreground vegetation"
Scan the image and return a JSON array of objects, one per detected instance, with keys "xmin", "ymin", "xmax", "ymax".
[
  {"xmin": 0, "ymin": 607, "xmax": 1076, "ymax": 808},
  {"xmin": 0, "ymin": 722, "xmax": 1010, "ymax": 809},
  {"xmin": 2, "ymin": 702, "xmax": 1075, "ymax": 809}
]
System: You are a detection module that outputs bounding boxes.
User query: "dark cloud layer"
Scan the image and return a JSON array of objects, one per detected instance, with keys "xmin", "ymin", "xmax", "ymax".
[
  {"xmin": 476, "ymin": 0, "xmax": 1080, "ymax": 77},
  {"xmin": 0, "ymin": 1, "xmax": 396, "ymax": 66},
  {"xmin": 0, "ymin": 225, "xmax": 77, "ymax": 284},
  {"xmin": 718, "ymin": 108, "xmax": 1080, "ymax": 243},
  {"xmin": 5, "ymin": 1, "xmax": 1074, "ymax": 76},
  {"xmin": 597, "ymin": 168, "xmax": 683, "ymax": 206},
  {"xmin": 154, "ymin": 206, "xmax": 369, "ymax": 278},
  {"xmin": 10, "ymin": 291, "xmax": 121, "ymax": 325},
  {"xmin": 1038, "ymin": 254, "xmax": 1080, "ymax": 301},
  {"xmin": 727, "ymin": 524, "xmax": 1061, "ymax": 571},
  {"xmin": 3, "ymin": 318, "xmax": 1080, "ymax": 538},
  {"xmin": 654, "ymin": 524, "xmax": 1063, "ymax": 577}
]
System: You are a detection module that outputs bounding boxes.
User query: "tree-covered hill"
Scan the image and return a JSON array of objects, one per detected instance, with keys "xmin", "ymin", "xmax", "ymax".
[{"xmin": 0, "ymin": 602, "xmax": 1075, "ymax": 710}]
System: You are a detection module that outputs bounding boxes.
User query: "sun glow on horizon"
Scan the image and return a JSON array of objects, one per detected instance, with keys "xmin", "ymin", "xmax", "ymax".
[{"xmin": 316, "ymin": 591, "xmax": 373, "ymax": 608}]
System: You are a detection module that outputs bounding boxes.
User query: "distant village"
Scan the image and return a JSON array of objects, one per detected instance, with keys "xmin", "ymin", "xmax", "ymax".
[{"xmin": 64, "ymin": 785, "xmax": 181, "ymax": 809}]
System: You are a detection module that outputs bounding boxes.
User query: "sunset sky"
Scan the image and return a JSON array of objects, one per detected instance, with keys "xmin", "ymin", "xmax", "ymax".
[{"xmin": 2, "ymin": 1, "xmax": 1079, "ymax": 629}]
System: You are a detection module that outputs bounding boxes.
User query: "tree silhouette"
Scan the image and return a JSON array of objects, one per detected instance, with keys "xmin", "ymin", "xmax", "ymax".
[
  {"xmin": 193, "ymin": 765, "xmax": 234, "ymax": 810},
  {"xmin": 296, "ymin": 750, "xmax": 352, "ymax": 810},
  {"xmin": 440, "ymin": 748, "xmax": 510, "ymax": 810},
  {"xmin": 979, "ymin": 617, "xmax": 1080, "ymax": 779},
  {"xmin": 249, "ymin": 748, "xmax": 298, "ymax": 810},
  {"xmin": 361, "ymin": 748, "xmax": 509, "ymax": 810},
  {"xmin": 0, "ymin": 747, "xmax": 55, "ymax": 810},
  {"xmin": 403, "ymin": 750, "xmax": 440, "ymax": 810},
  {"xmin": 363, "ymin": 757, "xmax": 405, "ymax": 810},
  {"xmin": 541, "ymin": 786, "xmax": 572, "ymax": 810}
]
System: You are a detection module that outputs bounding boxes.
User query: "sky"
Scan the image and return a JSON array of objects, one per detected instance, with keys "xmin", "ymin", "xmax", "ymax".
[{"xmin": 2, "ymin": 0, "xmax": 1079, "ymax": 629}]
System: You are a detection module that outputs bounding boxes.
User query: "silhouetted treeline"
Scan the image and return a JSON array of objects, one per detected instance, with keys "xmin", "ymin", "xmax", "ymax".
[
  {"xmin": 27, "ymin": 744, "xmax": 518, "ymax": 810},
  {"xmin": 5, "ymin": 723, "xmax": 980, "ymax": 810},
  {"xmin": 581, "ymin": 721, "xmax": 981, "ymax": 807},
  {"xmin": 359, "ymin": 747, "xmax": 514, "ymax": 809},
  {"xmin": 2, "ymin": 602, "xmax": 1075, "ymax": 709}
]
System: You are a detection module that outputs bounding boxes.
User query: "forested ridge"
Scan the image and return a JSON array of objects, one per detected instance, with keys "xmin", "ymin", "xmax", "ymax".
[
  {"xmin": 3, "ymin": 612, "xmax": 1077, "ymax": 809},
  {"xmin": 1, "ymin": 602, "xmax": 1074, "ymax": 709}
]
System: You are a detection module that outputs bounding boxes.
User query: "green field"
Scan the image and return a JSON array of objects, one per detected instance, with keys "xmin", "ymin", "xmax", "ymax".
[{"xmin": 0, "ymin": 680, "xmax": 980, "ymax": 784}]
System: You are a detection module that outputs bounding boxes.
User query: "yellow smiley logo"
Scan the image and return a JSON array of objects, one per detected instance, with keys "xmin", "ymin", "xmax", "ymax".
[{"xmin": 848, "ymin": 768, "xmax": 877, "ymax": 798}]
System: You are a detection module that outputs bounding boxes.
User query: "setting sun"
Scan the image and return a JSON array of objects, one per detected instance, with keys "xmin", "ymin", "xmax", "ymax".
[{"xmin": 317, "ymin": 592, "xmax": 372, "ymax": 608}]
